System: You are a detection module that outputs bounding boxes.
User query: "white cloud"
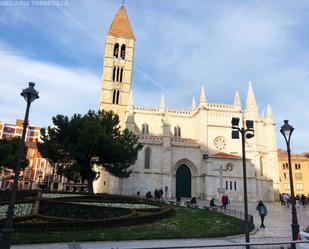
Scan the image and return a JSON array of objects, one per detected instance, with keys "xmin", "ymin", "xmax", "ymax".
[{"xmin": 0, "ymin": 47, "xmax": 100, "ymax": 127}]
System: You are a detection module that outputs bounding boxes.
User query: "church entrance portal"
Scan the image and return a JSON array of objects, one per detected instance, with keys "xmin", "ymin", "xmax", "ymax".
[{"xmin": 176, "ymin": 164, "xmax": 191, "ymax": 198}]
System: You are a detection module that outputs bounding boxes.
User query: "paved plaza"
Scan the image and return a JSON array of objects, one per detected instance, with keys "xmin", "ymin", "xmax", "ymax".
[{"xmin": 11, "ymin": 201, "xmax": 309, "ymax": 249}]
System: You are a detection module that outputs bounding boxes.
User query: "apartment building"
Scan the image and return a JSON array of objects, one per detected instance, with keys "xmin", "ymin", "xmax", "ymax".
[
  {"xmin": 0, "ymin": 119, "xmax": 87, "ymax": 192},
  {"xmin": 278, "ymin": 149, "xmax": 309, "ymax": 196}
]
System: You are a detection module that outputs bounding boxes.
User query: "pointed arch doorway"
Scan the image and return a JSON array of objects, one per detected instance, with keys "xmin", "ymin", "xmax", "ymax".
[{"xmin": 176, "ymin": 164, "xmax": 192, "ymax": 198}]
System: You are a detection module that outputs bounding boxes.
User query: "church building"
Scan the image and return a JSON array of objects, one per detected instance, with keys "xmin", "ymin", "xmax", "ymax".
[{"xmin": 93, "ymin": 5, "xmax": 280, "ymax": 201}]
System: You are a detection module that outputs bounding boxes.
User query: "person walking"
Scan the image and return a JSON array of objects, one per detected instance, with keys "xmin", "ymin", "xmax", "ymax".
[
  {"xmin": 221, "ymin": 194, "xmax": 228, "ymax": 209},
  {"xmin": 256, "ymin": 201, "xmax": 267, "ymax": 228}
]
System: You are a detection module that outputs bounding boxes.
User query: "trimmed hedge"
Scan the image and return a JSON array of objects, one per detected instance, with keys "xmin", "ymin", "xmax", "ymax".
[
  {"xmin": 0, "ymin": 190, "xmax": 38, "ymax": 203},
  {"xmin": 0, "ymin": 192, "xmax": 175, "ymax": 233},
  {"xmin": 38, "ymin": 200, "xmax": 131, "ymax": 220}
]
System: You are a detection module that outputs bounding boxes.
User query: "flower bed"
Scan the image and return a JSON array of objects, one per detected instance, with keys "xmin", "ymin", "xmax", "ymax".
[
  {"xmin": 0, "ymin": 203, "xmax": 34, "ymax": 219},
  {"xmin": 41, "ymin": 193, "xmax": 85, "ymax": 199},
  {"xmin": 68, "ymin": 202, "xmax": 158, "ymax": 209},
  {"xmin": 0, "ymin": 190, "xmax": 38, "ymax": 203},
  {"xmin": 0, "ymin": 192, "xmax": 175, "ymax": 233}
]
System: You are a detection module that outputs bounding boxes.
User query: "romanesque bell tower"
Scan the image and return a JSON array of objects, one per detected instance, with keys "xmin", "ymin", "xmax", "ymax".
[{"xmin": 99, "ymin": 5, "xmax": 135, "ymax": 129}]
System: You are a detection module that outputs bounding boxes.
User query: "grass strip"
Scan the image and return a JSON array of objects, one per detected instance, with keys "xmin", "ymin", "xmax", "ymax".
[{"xmin": 12, "ymin": 207, "xmax": 245, "ymax": 244}]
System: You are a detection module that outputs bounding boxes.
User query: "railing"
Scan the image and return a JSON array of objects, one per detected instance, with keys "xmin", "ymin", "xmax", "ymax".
[
  {"xmin": 68, "ymin": 240, "xmax": 309, "ymax": 249},
  {"xmin": 214, "ymin": 207, "xmax": 255, "ymax": 231}
]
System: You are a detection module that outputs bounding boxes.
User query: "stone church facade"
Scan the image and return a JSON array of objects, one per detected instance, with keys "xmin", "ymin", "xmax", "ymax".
[{"xmin": 93, "ymin": 5, "xmax": 280, "ymax": 201}]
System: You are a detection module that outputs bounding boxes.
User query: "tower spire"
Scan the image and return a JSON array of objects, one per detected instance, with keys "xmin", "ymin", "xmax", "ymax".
[
  {"xmin": 107, "ymin": 5, "xmax": 135, "ymax": 40},
  {"xmin": 234, "ymin": 91, "xmax": 241, "ymax": 109},
  {"xmin": 245, "ymin": 81, "xmax": 258, "ymax": 113},
  {"xmin": 266, "ymin": 104, "xmax": 273, "ymax": 120},
  {"xmin": 191, "ymin": 97, "xmax": 196, "ymax": 111},
  {"xmin": 199, "ymin": 86, "xmax": 207, "ymax": 104},
  {"xmin": 160, "ymin": 95, "xmax": 165, "ymax": 108}
]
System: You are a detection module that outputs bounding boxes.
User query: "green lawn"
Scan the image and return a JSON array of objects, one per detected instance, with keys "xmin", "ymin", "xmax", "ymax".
[{"xmin": 12, "ymin": 207, "xmax": 245, "ymax": 244}]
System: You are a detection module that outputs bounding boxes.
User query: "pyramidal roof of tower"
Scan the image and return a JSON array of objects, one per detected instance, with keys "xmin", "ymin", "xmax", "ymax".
[{"xmin": 107, "ymin": 5, "xmax": 135, "ymax": 40}]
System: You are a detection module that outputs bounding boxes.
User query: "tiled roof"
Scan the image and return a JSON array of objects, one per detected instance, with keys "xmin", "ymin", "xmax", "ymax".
[
  {"xmin": 212, "ymin": 152, "xmax": 241, "ymax": 159},
  {"xmin": 107, "ymin": 6, "xmax": 135, "ymax": 40}
]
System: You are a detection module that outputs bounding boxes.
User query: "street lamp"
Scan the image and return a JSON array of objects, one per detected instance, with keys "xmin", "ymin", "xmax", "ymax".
[
  {"xmin": 280, "ymin": 120, "xmax": 299, "ymax": 249},
  {"xmin": 231, "ymin": 116, "xmax": 254, "ymax": 249},
  {"xmin": 0, "ymin": 82, "xmax": 39, "ymax": 249}
]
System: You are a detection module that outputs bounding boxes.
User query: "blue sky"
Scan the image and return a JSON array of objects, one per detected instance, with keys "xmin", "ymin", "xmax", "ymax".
[{"xmin": 0, "ymin": 0, "xmax": 308, "ymax": 152}]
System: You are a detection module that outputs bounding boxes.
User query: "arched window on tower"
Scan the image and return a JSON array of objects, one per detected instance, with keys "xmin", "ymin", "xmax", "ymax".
[
  {"xmin": 260, "ymin": 157, "xmax": 264, "ymax": 176},
  {"xmin": 116, "ymin": 90, "xmax": 120, "ymax": 104},
  {"xmin": 112, "ymin": 67, "xmax": 116, "ymax": 81},
  {"xmin": 142, "ymin": 123, "xmax": 149, "ymax": 135},
  {"xmin": 120, "ymin": 68, "xmax": 123, "ymax": 82},
  {"xmin": 116, "ymin": 67, "xmax": 120, "ymax": 82},
  {"xmin": 112, "ymin": 89, "xmax": 120, "ymax": 104},
  {"xmin": 121, "ymin": 44, "xmax": 126, "ymax": 59},
  {"xmin": 174, "ymin": 125, "xmax": 181, "ymax": 137},
  {"xmin": 144, "ymin": 147, "xmax": 151, "ymax": 169},
  {"xmin": 113, "ymin": 43, "xmax": 119, "ymax": 58}
]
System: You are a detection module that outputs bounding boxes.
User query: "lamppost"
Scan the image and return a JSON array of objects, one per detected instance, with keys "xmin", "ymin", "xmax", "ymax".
[
  {"xmin": 280, "ymin": 120, "xmax": 299, "ymax": 249},
  {"xmin": 0, "ymin": 82, "xmax": 39, "ymax": 249},
  {"xmin": 231, "ymin": 116, "xmax": 254, "ymax": 249}
]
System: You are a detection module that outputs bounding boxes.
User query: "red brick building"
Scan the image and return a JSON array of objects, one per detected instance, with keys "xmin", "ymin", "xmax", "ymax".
[{"xmin": 0, "ymin": 119, "xmax": 87, "ymax": 192}]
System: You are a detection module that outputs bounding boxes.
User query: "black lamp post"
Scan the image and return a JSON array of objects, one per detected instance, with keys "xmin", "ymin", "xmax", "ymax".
[
  {"xmin": 0, "ymin": 82, "xmax": 39, "ymax": 249},
  {"xmin": 231, "ymin": 116, "xmax": 254, "ymax": 249},
  {"xmin": 280, "ymin": 120, "xmax": 299, "ymax": 249}
]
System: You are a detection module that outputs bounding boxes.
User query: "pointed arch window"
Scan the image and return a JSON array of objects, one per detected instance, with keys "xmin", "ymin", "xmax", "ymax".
[
  {"xmin": 112, "ymin": 67, "xmax": 116, "ymax": 81},
  {"xmin": 174, "ymin": 125, "xmax": 181, "ymax": 137},
  {"xmin": 113, "ymin": 43, "xmax": 119, "ymax": 58},
  {"xmin": 121, "ymin": 44, "xmax": 126, "ymax": 59},
  {"xmin": 120, "ymin": 68, "xmax": 123, "ymax": 82},
  {"xmin": 144, "ymin": 147, "xmax": 151, "ymax": 169},
  {"xmin": 142, "ymin": 123, "xmax": 149, "ymax": 135},
  {"xmin": 112, "ymin": 89, "xmax": 120, "ymax": 104},
  {"xmin": 112, "ymin": 66, "xmax": 123, "ymax": 82}
]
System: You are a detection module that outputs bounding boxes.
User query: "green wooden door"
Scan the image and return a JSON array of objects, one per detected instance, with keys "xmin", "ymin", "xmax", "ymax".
[{"xmin": 176, "ymin": 164, "xmax": 191, "ymax": 198}]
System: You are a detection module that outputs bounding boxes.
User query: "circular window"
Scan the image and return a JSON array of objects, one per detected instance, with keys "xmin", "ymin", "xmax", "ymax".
[{"xmin": 214, "ymin": 136, "xmax": 227, "ymax": 151}]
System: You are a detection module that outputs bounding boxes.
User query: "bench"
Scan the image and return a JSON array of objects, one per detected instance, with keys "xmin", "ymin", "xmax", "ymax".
[
  {"xmin": 204, "ymin": 205, "xmax": 217, "ymax": 211},
  {"xmin": 186, "ymin": 203, "xmax": 198, "ymax": 209}
]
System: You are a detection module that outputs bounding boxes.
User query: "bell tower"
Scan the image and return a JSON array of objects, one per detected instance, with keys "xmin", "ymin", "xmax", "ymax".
[{"xmin": 99, "ymin": 5, "xmax": 135, "ymax": 129}]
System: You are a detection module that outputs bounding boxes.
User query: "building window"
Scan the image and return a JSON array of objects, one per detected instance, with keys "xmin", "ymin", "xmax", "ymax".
[
  {"xmin": 234, "ymin": 181, "xmax": 237, "ymax": 190},
  {"xmin": 295, "ymin": 173, "xmax": 302, "ymax": 180},
  {"xmin": 295, "ymin": 163, "xmax": 301, "ymax": 170},
  {"xmin": 28, "ymin": 149, "xmax": 35, "ymax": 158},
  {"xmin": 120, "ymin": 68, "xmax": 123, "ymax": 82},
  {"xmin": 144, "ymin": 147, "xmax": 151, "ymax": 169},
  {"xmin": 112, "ymin": 89, "xmax": 120, "ymax": 104},
  {"xmin": 142, "ymin": 123, "xmax": 149, "ymax": 135},
  {"xmin": 230, "ymin": 181, "xmax": 233, "ymax": 190},
  {"xmin": 296, "ymin": 183, "xmax": 303, "ymax": 190},
  {"xmin": 113, "ymin": 67, "xmax": 116, "ymax": 81},
  {"xmin": 174, "ymin": 125, "xmax": 181, "ymax": 137},
  {"xmin": 113, "ymin": 43, "xmax": 119, "ymax": 58},
  {"xmin": 120, "ymin": 44, "xmax": 126, "ymax": 59},
  {"xmin": 260, "ymin": 157, "xmax": 263, "ymax": 176},
  {"xmin": 225, "ymin": 181, "xmax": 228, "ymax": 190},
  {"xmin": 23, "ymin": 182, "xmax": 29, "ymax": 190},
  {"xmin": 112, "ymin": 66, "xmax": 123, "ymax": 82},
  {"xmin": 25, "ymin": 168, "xmax": 31, "ymax": 179},
  {"xmin": 284, "ymin": 183, "xmax": 290, "ymax": 190},
  {"xmin": 283, "ymin": 173, "xmax": 287, "ymax": 179}
]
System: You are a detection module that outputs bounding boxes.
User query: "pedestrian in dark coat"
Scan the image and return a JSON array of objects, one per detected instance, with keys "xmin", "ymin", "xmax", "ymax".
[{"xmin": 256, "ymin": 201, "xmax": 267, "ymax": 228}]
